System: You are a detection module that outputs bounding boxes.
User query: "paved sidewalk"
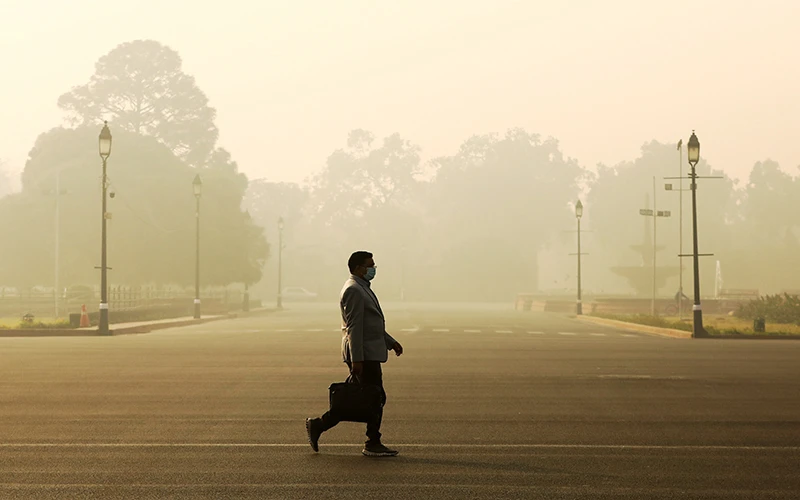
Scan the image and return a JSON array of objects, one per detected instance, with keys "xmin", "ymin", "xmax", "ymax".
[
  {"xmin": 78, "ymin": 315, "xmax": 231, "ymax": 335},
  {"xmin": 0, "ymin": 308, "xmax": 273, "ymax": 338}
]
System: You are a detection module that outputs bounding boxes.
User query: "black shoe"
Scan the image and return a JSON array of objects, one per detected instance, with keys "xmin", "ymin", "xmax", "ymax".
[
  {"xmin": 306, "ymin": 418, "xmax": 321, "ymax": 452},
  {"xmin": 362, "ymin": 442, "xmax": 399, "ymax": 457}
]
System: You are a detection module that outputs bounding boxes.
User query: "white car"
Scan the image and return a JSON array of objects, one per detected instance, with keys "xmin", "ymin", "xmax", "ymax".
[{"xmin": 280, "ymin": 287, "xmax": 318, "ymax": 301}]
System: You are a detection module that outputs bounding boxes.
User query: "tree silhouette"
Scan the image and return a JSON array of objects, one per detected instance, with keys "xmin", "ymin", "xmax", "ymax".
[
  {"xmin": 57, "ymin": 40, "xmax": 218, "ymax": 167},
  {"xmin": 0, "ymin": 158, "xmax": 12, "ymax": 198},
  {"xmin": 1, "ymin": 126, "xmax": 265, "ymax": 289}
]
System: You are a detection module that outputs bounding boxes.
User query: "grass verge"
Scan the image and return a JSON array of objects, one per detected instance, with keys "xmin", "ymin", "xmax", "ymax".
[
  {"xmin": 591, "ymin": 313, "xmax": 800, "ymax": 336},
  {"xmin": 0, "ymin": 317, "xmax": 72, "ymax": 329}
]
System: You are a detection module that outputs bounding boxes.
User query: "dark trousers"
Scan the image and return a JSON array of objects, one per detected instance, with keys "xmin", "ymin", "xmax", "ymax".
[{"xmin": 319, "ymin": 360, "xmax": 386, "ymax": 444}]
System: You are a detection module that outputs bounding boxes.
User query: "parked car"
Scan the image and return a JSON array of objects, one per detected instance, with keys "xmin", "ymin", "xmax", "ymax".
[{"xmin": 280, "ymin": 287, "xmax": 318, "ymax": 301}]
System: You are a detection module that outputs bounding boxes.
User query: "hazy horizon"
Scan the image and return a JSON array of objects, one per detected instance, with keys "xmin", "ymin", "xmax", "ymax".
[{"xmin": 1, "ymin": 0, "xmax": 799, "ymax": 189}]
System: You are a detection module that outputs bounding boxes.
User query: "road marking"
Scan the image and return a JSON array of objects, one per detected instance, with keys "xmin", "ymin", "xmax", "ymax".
[
  {"xmin": 595, "ymin": 375, "xmax": 687, "ymax": 380},
  {"xmin": 433, "ymin": 329, "xmax": 449, "ymax": 332},
  {"xmin": 305, "ymin": 329, "xmax": 324, "ymax": 332},
  {"xmin": 400, "ymin": 328, "xmax": 418, "ymax": 332},
  {"xmin": 276, "ymin": 329, "xmax": 294, "ymax": 332},
  {"xmin": 590, "ymin": 333, "xmax": 606, "ymax": 336},
  {"xmin": 527, "ymin": 331, "xmax": 544, "ymax": 335},
  {"xmin": 495, "ymin": 330, "xmax": 513, "ymax": 333},
  {"xmin": 464, "ymin": 329, "xmax": 481, "ymax": 333},
  {"xmin": 558, "ymin": 332, "xmax": 577, "ymax": 336},
  {"xmin": 621, "ymin": 334, "xmax": 639, "ymax": 337},
  {"xmin": 1, "ymin": 443, "xmax": 795, "ymax": 451}
]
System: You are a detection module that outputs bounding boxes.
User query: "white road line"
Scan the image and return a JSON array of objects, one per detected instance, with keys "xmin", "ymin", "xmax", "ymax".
[
  {"xmin": 590, "ymin": 333, "xmax": 606, "ymax": 336},
  {"xmin": 621, "ymin": 334, "xmax": 639, "ymax": 337},
  {"xmin": 276, "ymin": 329, "xmax": 294, "ymax": 332},
  {"xmin": 464, "ymin": 329, "xmax": 481, "ymax": 333},
  {"xmin": 400, "ymin": 328, "xmax": 418, "ymax": 332},
  {"xmin": 0, "ymin": 443, "xmax": 795, "ymax": 451},
  {"xmin": 558, "ymin": 332, "xmax": 577, "ymax": 336},
  {"xmin": 527, "ymin": 331, "xmax": 544, "ymax": 335},
  {"xmin": 495, "ymin": 330, "xmax": 513, "ymax": 334},
  {"xmin": 432, "ymin": 328, "xmax": 450, "ymax": 332},
  {"xmin": 305, "ymin": 329, "xmax": 324, "ymax": 332}
]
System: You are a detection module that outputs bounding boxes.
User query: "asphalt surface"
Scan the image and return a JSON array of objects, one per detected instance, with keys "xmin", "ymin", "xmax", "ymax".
[{"xmin": 1, "ymin": 302, "xmax": 799, "ymax": 499}]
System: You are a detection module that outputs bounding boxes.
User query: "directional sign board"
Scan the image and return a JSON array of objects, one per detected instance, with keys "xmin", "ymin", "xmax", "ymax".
[
  {"xmin": 639, "ymin": 209, "xmax": 654, "ymax": 216},
  {"xmin": 657, "ymin": 210, "xmax": 671, "ymax": 217}
]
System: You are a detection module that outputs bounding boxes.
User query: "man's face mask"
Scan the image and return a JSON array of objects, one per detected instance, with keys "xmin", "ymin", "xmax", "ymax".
[{"xmin": 364, "ymin": 266, "xmax": 377, "ymax": 281}]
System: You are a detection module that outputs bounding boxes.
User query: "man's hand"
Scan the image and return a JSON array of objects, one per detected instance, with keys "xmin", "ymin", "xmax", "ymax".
[
  {"xmin": 350, "ymin": 361, "xmax": 364, "ymax": 377},
  {"xmin": 392, "ymin": 341, "xmax": 404, "ymax": 357}
]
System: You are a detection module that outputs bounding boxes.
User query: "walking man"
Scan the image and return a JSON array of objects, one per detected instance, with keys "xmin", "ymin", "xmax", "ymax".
[{"xmin": 306, "ymin": 251, "xmax": 404, "ymax": 457}]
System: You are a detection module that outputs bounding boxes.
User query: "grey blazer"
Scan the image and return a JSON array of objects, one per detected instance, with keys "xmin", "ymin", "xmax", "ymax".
[{"xmin": 340, "ymin": 274, "xmax": 397, "ymax": 363}]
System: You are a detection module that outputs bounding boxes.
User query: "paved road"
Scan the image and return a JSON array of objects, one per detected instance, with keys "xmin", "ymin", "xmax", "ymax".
[{"xmin": 1, "ymin": 302, "xmax": 799, "ymax": 499}]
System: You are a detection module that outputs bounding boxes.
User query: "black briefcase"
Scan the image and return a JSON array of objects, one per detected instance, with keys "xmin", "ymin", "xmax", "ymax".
[{"xmin": 328, "ymin": 377, "xmax": 382, "ymax": 423}]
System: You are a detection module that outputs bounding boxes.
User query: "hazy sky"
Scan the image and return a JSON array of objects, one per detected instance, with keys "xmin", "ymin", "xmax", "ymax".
[{"xmin": 1, "ymin": 0, "xmax": 798, "ymax": 188}]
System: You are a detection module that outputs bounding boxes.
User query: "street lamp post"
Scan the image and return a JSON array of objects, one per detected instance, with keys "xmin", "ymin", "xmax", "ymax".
[
  {"xmin": 677, "ymin": 139, "xmax": 685, "ymax": 319},
  {"xmin": 575, "ymin": 200, "xmax": 583, "ymax": 315},
  {"xmin": 193, "ymin": 174, "xmax": 202, "ymax": 319},
  {"xmin": 277, "ymin": 217, "xmax": 284, "ymax": 309},
  {"xmin": 98, "ymin": 122, "xmax": 112, "ymax": 335},
  {"xmin": 687, "ymin": 131, "xmax": 705, "ymax": 337}
]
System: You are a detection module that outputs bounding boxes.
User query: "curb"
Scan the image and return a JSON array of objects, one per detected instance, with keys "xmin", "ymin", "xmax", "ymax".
[
  {"xmin": 576, "ymin": 315, "xmax": 692, "ymax": 339},
  {"xmin": 0, "ymin": 329, "xmax": 93, "ymax": 338},
  {"xmin": 109, "ymin": 314, "xmax": 236, "ymax": 336},
  {"xmin": 576, "ymin": 315, "xmax": 800, "ymax": 340},
  {"xmin": 0, "ymin": 313, "xmax": 238, "ymax": 338}
]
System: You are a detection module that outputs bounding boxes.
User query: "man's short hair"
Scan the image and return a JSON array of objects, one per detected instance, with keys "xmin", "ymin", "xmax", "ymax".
[{"xmin": 348, "ymin": 251, "xmax": 373, "ymax": 272}]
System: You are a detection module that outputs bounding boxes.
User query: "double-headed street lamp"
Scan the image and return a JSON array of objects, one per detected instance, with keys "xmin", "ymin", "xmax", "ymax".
[
  {"xmin": 193, "ymin": 174, "xmax": 202, "ymax": 319},
  {"xmin": 277, "ymin": 216, "xmax": 284, "ymax": 310},
  {"xmin": 687, "ymin": 131, "xmax": 705, "ymax": 337},
  {"xmin": 575, "ymin": 200, "xmax": 584, "ymax": 315},
  {"xmin": 98, "ymin": 122, "xmax": 112, "ymax": 335}
]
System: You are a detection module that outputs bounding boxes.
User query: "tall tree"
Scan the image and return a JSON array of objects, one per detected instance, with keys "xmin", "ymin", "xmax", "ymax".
[
  {"xmin": 728, "ymin": 161, "xmax": 800, "ymax": 292},
  {"xmin": 244, "ymin": 179, "xmax": 309, "ymax": 231},
  {"xmin": 275, "ymin": 130, "xmax": 425, "ymax": 299},
  {"xmin": 1, "ymin": 126, "xmax": 265, "ymax": 290},
  {"xmin": 57, "ymin": 40, "xmax": 218, "ymax": 167},
  {"xmin": 423, "ymin": 128, "xmax": 587, "ymax": 300},
  {"xmin": 307, "ymin": 129, "xmax": 422, "ymax": 235},
  {"xmin": 740, "ymin": 161, "xmax": 798, "ymax": 241},
  {"xmin": 0, "ymin": 158, "xmax": 12, "ymax": 198}
]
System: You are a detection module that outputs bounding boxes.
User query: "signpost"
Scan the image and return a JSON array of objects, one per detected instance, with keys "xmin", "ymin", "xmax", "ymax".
[{"xmin": 640, "ymin": 177, "xmax": 671, "ymax": 315}]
